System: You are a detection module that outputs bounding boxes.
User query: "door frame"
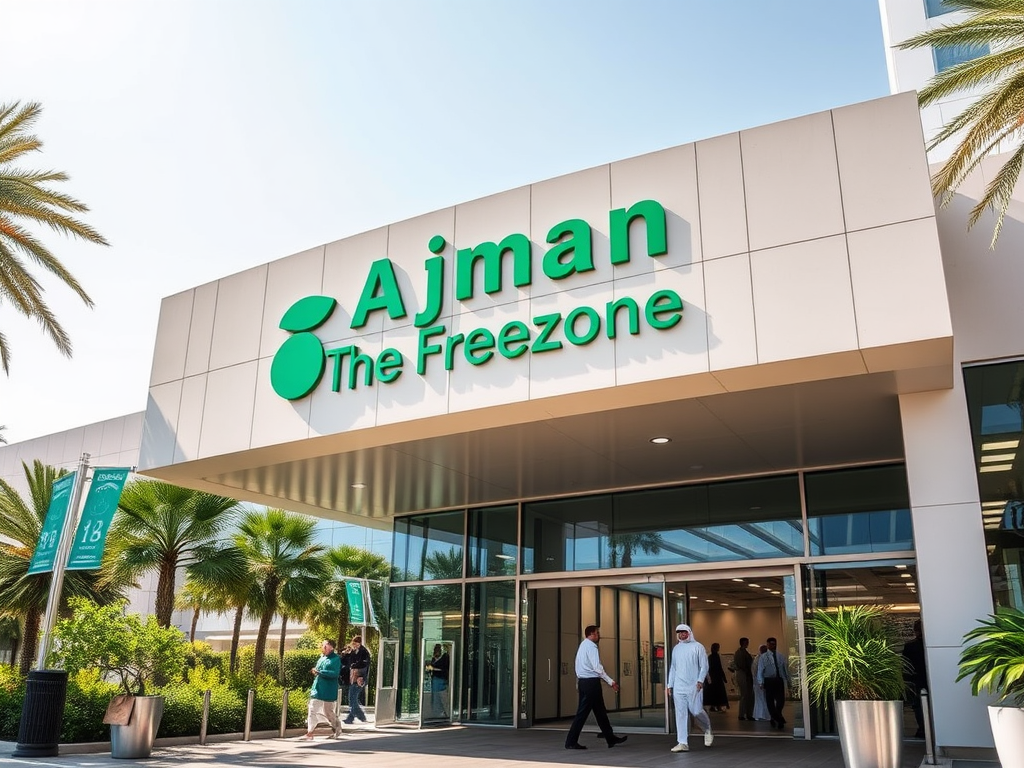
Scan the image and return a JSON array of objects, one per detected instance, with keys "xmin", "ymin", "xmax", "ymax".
[{"xmin": 521, "ymin": 563, "xmax": 808, "ymax": 738}]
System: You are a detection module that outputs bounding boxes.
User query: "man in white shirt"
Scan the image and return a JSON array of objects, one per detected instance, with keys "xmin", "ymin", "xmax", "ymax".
[
  {"xmin": 564, "ymin": 625, "xmax": 628, "ymax": 750},
  {"xmin": 666, "ymin": 623, "xmax": 713, "ymax": 752},
  {"xmin": 755, "ymin": 636, "xmax": 791, "ymax": 729}
]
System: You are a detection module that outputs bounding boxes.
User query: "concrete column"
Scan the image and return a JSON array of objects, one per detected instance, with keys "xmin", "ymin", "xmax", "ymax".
[{"xmin": 899, "ymin": 381, "xmax": 994, "ymax": 749}]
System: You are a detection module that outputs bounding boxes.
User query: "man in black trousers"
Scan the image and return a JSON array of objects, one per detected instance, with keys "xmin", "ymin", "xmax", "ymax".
[{"xmin": 564, "ymin": 625, "xmax": 628, "ymax": 750}]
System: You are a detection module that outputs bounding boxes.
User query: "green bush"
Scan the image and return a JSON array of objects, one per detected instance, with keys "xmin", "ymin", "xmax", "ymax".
[
  {"xmin": 184, "ymin": 641, "xmax": 221, "ymax": 672},
  {"xmin": 158, "ymin": 685, "xmax": 204, "ymax": 738},
  {"xmin": 283, "ymin": 649, "xmax": 320, "ymax": 689},
  {"xmin": 60, "ymin": 670, "xmax": 119, "ymax": 743},
  {"xmin": 158, "ymin": 667, "xmax": 247, "ymax": 736},
  {"xmin": 0, "ymin": 667, "xmax": 25, "ymax": 741}
]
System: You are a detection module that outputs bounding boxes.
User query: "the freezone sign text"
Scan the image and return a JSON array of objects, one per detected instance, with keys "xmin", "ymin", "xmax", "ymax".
[{"xmin": 270, "ymin": 199, "xmax": 684, "ymax": 401}]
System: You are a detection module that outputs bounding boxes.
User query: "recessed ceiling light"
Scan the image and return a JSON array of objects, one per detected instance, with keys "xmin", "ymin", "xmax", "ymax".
[
  {"xmin": 981, "ymin": 464, "xmax": 1014, "ymax": 472},
  {"xmin": 763, "ymin": 587, "xmax": 772, "ymax": 592},
  {"xmin": 720, "ymin": 603, "xmax": 729, "ymax": 606},
  {"xmin": 351, "ymin": 482, "xmax": 367, "ymax": 489},
  {"xmin": 650, "ymin": 436, "xmax": 671, "ymax": 444},
  {"xmin": 732, "ymin": 578, "xmax": 744, "ymax": 582},
  {"xmin": 983, "ymin": 440, "xmax": 1020, "ymax": 450},
  {"xmin": 895, "ymin": 565, "xmax": 907, "ymax": 569},
  {"xmin": 495, "ymin": 554, "xmax": 516, "ymax": 560},
  {"xmin": 690, "ymin": 595, "xmax": 697, "ymax": 599},
  {"xmin": 982, "ymin": 501, "xmax": 1007, "ymax": 508},
  {"xmin": 748, "ymin": 583, "xmax": 761, "ymax": 588},
  {"xmin": 771, "ymin": 591, "xmax": 781, "ymax": 595},
  {"xmin": 705, "ymin": 599, "xmax": 715, "ymax": 603},
  {"xmin": 901, "ymin": 573, "xmax": 912, "ymax": 578},
  {"xmin": 982, "ymin": 453, "xmax": 1016, "ymax": 463}
]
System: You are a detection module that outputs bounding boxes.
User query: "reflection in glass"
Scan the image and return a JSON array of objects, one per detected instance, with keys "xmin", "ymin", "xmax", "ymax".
[
  {"xmin": 805, "ymin": 465, "xmax": 913, "ymax": 556},
  {"xmin": 964, "ymin": 361, "xmax": 1024, "ymax": 610},
  {"xmin": 468, "ymin": 505, "xmax": 518, "ymax": 577},
  {"xmin": 393, "ymin": 511, "xmax": 465, "ymax": 582},
  {"xmin": 521, "ymin": 476, "xmax": 802, "ymax": 574},
  {"xmin": 389, "ymin": 584, "xmax": 462, "ymax": 723},
  {"xmin": 464, "ymin": 581, "xmax": 516, "ymax": 724}
]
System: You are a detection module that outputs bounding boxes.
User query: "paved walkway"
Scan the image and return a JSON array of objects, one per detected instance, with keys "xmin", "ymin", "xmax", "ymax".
[{"xmin": 1, "ymin": 726, "xmax": 932, "ymax": 768}]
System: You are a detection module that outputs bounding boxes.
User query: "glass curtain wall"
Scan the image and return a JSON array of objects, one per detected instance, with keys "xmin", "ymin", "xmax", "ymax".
[{"xmin": 964, "ymin": 361, "xmax": 1024, "ymax": 610}]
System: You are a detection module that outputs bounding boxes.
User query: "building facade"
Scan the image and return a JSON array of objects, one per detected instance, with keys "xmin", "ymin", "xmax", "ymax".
[{"xmin": 4, "ymin": 91, "xmax": 1022, "ymax": 757}]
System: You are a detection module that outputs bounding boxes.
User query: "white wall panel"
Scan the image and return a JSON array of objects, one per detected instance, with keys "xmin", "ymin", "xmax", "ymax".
[
  {"xmin": 612, "ymin": 265, "xmax": 709, "ymax": 386},
  {"xmin": 741, "ymin": 110, "xmax": 845, "ymax": 252},
  {"xmin": 528, "ymin": 282, "xmax": 617, "ymax": 400},
  {"xmin": 448, "ymin": 301, "xmax": 531, "ymax": 413},
  {"xmin": 610, "ymin": 144, "xmax": 701, "ymax": 274},
  {"xmin": 208, "ymin": 266, "xmax": 268, "ymax": 371},
  {"xmin": 383, "ymin": 209, "xmax": 456, "ymax": 332},
  {"xmin": 140, "ymin": 382, "xmax": 182, "ymax": 469},
  {"xmin": 174, "ymin": 374, "xmax": 207, "ymax": 464},
  {"xmin": 198, "ymin": 363, "xmax": 258, "ymax": 458},
  {"xmin": 750, "ymin": 236, "xmax": 857, "ymax": 363},
  {"xmin": 453, "ymin": 187, "xmax": 531, "ymax": 312},
  {"xmin": 696, "ymin": 133, "xmax": 748, "ymax": 260},
  {"xmin": 251, "ymin": 356, "xmax": 312, "ymax": 449},
  {"xmin": 259, "ymin": 246, "xmax": 326, "ymax": 359},
  {"xmin": 848, "ymin": 219, "xmax": 951, "ymax": 348},
  {"xmin": 375, "ymin": 324, "xmax": 450, "ymax": 426},
  {"xmin": 530, "ymin": 165, "xmax": 612, "ymax": 298},
  {"xmin": 833, "ymin": 92, "xmax": 934, "ymax": 232},
  {"xmin": 184, "ymin": 282, "xmax": 218, "ymax": 378},
  {"xmin": 149, "ymin": 290, "xmax": 193, "ymax": 386},
  {"xmin": 704, "ymin": 253, "xmax": 757, "ymax": 372},
  {"xmin": 322, "ymin": 227, "xmax": 389, "ymax": 338}
]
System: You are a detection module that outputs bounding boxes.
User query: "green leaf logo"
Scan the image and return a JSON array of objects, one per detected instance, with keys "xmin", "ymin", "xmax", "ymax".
[{"xmin": 271, "ymin": 296, "xmax": 338, "ymax": 400}]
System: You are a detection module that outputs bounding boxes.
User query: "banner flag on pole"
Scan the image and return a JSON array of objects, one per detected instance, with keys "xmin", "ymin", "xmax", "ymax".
[
  {"xmin": 66, "ymin": 468, "xmax": 130, "ymax": 571},
  {"xmin": 346, "ymin": 579, "xmax": 365, "ymax": 624},
  {"xmin": 27, "ymin": 472, "xmax": 77, "ymax": 575}
]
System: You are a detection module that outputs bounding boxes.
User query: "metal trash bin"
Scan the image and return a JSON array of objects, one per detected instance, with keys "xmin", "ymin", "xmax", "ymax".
[{"xmin": 13, "ymin": 669, "xmax": 68, "ymax": 757}]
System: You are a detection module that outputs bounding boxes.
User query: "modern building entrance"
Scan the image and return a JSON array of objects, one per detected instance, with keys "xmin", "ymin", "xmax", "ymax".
[{"xmin": 523, "ymin": 569, "xmax": 798, "ymax": 737}]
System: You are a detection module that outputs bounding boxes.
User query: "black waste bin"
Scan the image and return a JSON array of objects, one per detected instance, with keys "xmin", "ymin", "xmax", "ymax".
[{"xmin": 13, "ymin": 669, "xmax": 68, "ymax": 757}]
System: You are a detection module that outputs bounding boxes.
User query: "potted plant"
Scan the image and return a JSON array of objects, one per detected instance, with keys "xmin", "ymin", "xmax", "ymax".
[
  {"xmin": 956, "ymin": 607, "xmax": 1024, "ymax": 767},
  {"xmin": 50, "ymin": 598, "xmax": 186, "ymax": 758},
  {"xmin": 805, "ymin": 604, "xmax": 907, "ymax": 768}
]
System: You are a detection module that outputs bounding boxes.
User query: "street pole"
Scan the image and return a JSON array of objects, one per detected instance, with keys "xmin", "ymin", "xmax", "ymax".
[
  {"xmin": 35, "ymin": 452, "xmax": 91, "ymax": 669},
  {"xmin": 14, "ymin": 452, "xmax": 90, "ymax": 758}
]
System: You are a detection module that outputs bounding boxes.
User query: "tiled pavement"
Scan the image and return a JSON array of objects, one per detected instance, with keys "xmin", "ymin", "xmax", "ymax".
[{"xmin": 1, "ymin": 725, "xmax": 934, "ymax": 768}]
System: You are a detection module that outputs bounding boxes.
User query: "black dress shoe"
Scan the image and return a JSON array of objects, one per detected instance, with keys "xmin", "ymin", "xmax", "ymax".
[
  {"xmin": 608, "ymin": 735, "xmax": 628, "ymax": 748},
  {"xmin": 565, "ymin": 743, "xmax": 587, "ymax": 750}
]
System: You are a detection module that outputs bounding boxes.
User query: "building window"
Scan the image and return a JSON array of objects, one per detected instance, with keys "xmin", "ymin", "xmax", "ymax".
[
  {"xmin": 467, "ymin": 505, "xmax": 518, "ymax": 577},
  {"xmin": 805, "ymin": 465, "xmax": 913, "ymax": 556},
  {"xmin": 392, "ymin": 511, "xmax": 465, "ymax": 581},
  {"xmin": 963, "ymin": 361, "xmax": 1024, "ymax": 611},
  {"xmin": 934, "ymin": 42, "xmax": 990, "ymax": 73},
  {"xmin": 924, "ymin": 0, "xmax": 956, "ymax": 17}
]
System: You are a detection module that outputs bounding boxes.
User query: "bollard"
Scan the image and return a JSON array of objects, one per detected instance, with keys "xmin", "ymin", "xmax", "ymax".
[
  {"xmin": 280, "ymin": 689, "xmax": 289, "ymax": 737},
  {"xmin": 200, "ymin": 689, "xmax": 211, "ymax": 746},
  {"xmin": 921, "ymin": 688, "xmax": 935, "ymax": 765},
  {"xmin": 244, "ymin": 689, "xmax": 255, "ymax": 741}
]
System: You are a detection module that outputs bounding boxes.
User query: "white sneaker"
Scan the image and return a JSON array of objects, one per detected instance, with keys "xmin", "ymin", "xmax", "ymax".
[
  {"xmin": 704, "ymin": 731, "xmax": 714, "ymax": 747},
  {"xmin": 671, "ymin": 743, "xmax": 689, "ymax": 752}
]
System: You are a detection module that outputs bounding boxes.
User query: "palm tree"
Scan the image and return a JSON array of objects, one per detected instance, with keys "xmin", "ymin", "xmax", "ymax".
[
  {"xmin": 898, "ymin": 0, "xmax": 1024, "ymax": 246},
  {"xmin": 175, "ymin": 579, "xmax": 230, "ymax": 643},
  {"xmin": 102, "ymin": 480, "xmax": 242, "ymax": 628},
  {"xmin": 0, "ymin": 460, "xmax": 124, "ymax": 674},
  {"xmin": 0, "ymin": 101, "xmax": 108, "ymax": 372},
  {"xmin": 233, "ymin": 509, "xmax": 329, "ymax": 677},
  {"xmin": 608, "ymin": 532, "xmax": 665, "ymax": 568},
  {"xmin": 307, "ymin": 545, "xmax": 391, "ymax": 646}
]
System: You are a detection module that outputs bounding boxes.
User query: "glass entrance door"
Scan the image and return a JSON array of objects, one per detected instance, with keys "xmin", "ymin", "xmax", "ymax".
[
  {"xmin": 375, "ymin": 639, "xmax": 399, "ymax": 726},
  {"xmin": 420, "ymin": 639, "xmax": 456, "ymax": 727}
]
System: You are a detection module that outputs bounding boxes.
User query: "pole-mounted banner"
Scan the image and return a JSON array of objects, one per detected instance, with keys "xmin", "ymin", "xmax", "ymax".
[
  {"xmin": 346, "ymin": 580, "xmax": 365, "ymax": 625},
  {"xmin": 26, "ymin": 473, "xmax": 77, "ymax": 575},
  {"xmin": 66, "ymin": 467, "xmax": 130, "ymax": 571}
]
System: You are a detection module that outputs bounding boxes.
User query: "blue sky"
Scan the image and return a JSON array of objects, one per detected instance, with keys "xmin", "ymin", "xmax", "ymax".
[{"xmin": 0, "ymin": 0, "xmax": 889, "ymax": 443}]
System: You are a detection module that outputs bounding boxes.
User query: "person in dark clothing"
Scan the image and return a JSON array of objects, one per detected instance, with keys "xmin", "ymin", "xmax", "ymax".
[
  {"xmin": 704, "ymin": 643, "xmax": 730, "ymax": 712},
  {"xmin": 341, "ymin": 635, "xmax": 371, "ymax": 725},
  {"xmin": 427, "ymin": 643, "xmax": 451, "ymax": 718},
  {"xmin": 902, "ymin": 620, "xmax": 928, "ymax": 738},
  {"xmin": 733, "ymin": 637, "xmax": 755, "ymax": 720}
]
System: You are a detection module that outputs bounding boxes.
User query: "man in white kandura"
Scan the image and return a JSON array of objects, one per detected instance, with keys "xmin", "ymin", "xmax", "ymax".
[{"xmin": 665, "ymin": 623, "xmax": 713, "ymax": 753}]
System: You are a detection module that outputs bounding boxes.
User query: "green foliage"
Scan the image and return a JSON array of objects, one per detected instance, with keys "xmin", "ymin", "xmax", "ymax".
[
  {"xmin": 805, "ymin": 605, "xmax": 908, "ymax": 704},
  {"xmin": 0, "ymin": 666, "xmax": 24, "ymax": 741},
  {"xmin": 184, "ymin": 641, "xmax": 221, "ymax": 671},
  {"xmin": 0, "ymin": 101, "xmax": 108, "ymax": 372},
  {"xmin": 957, "ymin": 606, "xmax": 1024, "ymax": 706},
  {"xmin": 283, "ymin": 649, "xmax": 321, "ymax": 690},
  {"xmin": 60, "ymin": 669, "xmax": 119, "ymax": 743},
  {"xmin": 897, "ymin": 0, "xmax": 1024, "ymax": 247},
  {"xmin": 295, "ymin": 632, "xmax": 320, "ymax": 650},
  {"xmin": 51, "ymin": 597, "xmax": 188, "ymax": 695}
]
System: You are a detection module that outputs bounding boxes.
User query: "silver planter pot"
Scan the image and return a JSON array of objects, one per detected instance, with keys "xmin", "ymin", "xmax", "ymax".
[
  {"xmin": 834, "ymin": 699, "xmax": 903, "ymax": 768},
  {"xmin": 110, "ymin": 695, "xmax": 164, "ymax": 759}
]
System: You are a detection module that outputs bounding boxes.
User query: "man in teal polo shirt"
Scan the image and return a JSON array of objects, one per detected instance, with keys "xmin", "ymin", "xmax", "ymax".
[{"xmin": 304, "ymin": 639, "xmax": 343, "ymax": 739}]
